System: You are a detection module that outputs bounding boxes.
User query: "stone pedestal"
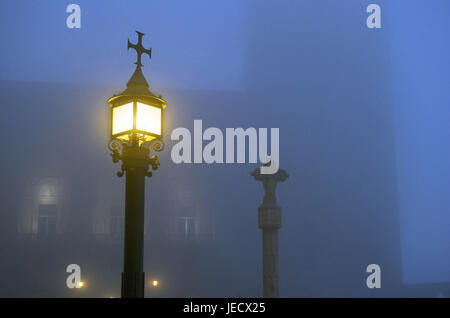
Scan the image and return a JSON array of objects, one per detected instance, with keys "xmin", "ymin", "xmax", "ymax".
[{"xmin": 258, "ymin": 204, "xmax": 281, "ymax": 297}]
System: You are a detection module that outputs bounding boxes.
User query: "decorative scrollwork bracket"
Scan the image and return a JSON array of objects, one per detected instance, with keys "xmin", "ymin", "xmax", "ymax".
[{"xmin": 108, "ymin": 138, "xmax": 165, "ymax": 178}]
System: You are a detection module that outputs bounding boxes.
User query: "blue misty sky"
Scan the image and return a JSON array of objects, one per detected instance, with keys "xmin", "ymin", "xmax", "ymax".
[
  {"xmin": 0, "ymin": 0, "xmax": 449, "ymax": 290},
  {"xmin": 0, "ymin": 0, "xmax": 245, "ymax": 90},
  {"xmin": 387, "ymin": 0, "xmax": 450, "ymax": 284}
]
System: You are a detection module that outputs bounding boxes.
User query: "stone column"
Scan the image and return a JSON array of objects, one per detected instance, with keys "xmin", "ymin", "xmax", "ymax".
[{"xmin": 251, "ymin": 164, "xmax": 288, "ymax": 298}]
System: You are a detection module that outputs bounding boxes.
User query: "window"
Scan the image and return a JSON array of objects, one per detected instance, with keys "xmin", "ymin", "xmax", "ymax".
[
  {"xmin": 176, "ymin": 217, "xmax": 196, "ymax": 236},
  {"xmin": 38, "ymin": 204, "xmax": 57, "ymax": 236},
  {"xmin": 110, "ymin": 207, "xmax": 124, "ymax": 236}
]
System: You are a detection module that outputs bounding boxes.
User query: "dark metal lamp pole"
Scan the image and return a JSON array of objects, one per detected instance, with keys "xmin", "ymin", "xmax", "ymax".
[{"xmin": 107, "ymin": 31, "xmax": 166, "ymax": 298}]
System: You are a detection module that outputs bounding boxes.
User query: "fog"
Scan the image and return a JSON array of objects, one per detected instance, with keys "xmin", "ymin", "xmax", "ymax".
[{"xmin": 0, "ymin": 0, "xmax": 449, "ymax": 297}]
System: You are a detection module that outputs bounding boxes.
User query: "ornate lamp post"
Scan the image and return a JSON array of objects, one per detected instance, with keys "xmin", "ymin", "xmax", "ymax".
[{"xmin": 107, "ymin": 31, "xmax": 166, "ymax": 298}]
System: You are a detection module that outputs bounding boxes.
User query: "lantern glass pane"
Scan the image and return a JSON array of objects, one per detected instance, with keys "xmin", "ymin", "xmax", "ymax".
[
  {"xmin": 112, "ymin": 102, "xmax": 133, "ymax": 135},
  {"xmin": 136, "ymin": 102, "xmax": 161, "ymax": 136}
]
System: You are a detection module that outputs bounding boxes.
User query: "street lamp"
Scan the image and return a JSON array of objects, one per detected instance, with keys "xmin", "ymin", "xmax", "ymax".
[{"xmin": 107, "ymin": 31, "xmax": 166, "ymax": 298}]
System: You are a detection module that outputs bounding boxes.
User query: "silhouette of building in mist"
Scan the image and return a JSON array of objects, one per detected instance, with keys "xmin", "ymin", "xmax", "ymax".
[
  {"xmin": 16, "ymin": 174, "xmax": 215, "ymax": 244},
  {"xmin": 1, "ymin": 1, "xmax": 450, "ymax": 298}
]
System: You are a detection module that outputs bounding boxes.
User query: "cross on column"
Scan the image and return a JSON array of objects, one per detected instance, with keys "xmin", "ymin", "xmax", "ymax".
[
  {"xmin": 251, "ymin": 162, "xmax": 288, "ymax": 298},
  {"xmin": 251, "ymin": 163, "xmax": 289, "ymax": 205}
]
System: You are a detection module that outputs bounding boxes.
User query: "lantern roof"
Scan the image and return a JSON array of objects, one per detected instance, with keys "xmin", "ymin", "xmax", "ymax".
[{"xmin": 121, "ymin": 66, "xmax": 155, "ymax": 96}]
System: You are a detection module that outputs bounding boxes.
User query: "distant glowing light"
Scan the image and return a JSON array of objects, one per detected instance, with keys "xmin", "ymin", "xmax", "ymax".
[
  {"xmin": 152, "ymin": 280, "xmax": 158, "ymax": 287},
  {"xmin": 78, "ymin": 281, "xmax": 84, "ymax": 288}
]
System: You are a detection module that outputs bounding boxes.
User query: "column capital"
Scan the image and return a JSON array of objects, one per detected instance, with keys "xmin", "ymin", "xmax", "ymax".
[{"xmin": 251, "ymin": 163, "xmax": 288, "ymax": 205}]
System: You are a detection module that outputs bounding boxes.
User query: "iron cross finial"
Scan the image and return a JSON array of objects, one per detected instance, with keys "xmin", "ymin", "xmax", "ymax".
[{"xmin": 127, "ymin": 31, "xmax": 152, "ymax": 68}]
